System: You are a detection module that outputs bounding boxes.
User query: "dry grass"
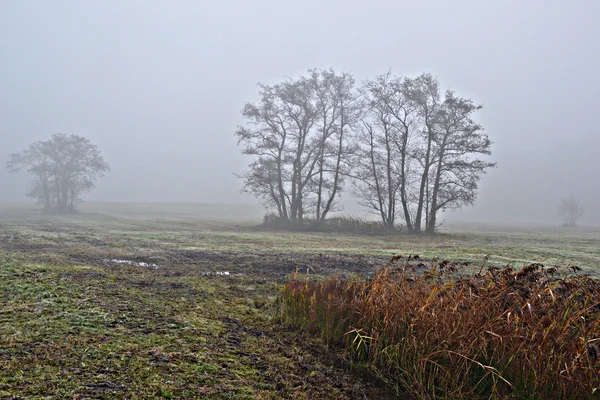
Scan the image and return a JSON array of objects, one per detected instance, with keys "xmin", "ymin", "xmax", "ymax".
[{"xmin": 281, "ymin": 258, "xmax": 600, "ymax": 399}]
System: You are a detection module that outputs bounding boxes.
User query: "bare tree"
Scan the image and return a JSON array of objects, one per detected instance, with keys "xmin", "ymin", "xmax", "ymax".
[
  {"xmin": 236, "ymin": 83, "xmax": 294, "ymax": 220},
  {"xmin": 352, "ymin": 73, "xmax": 417, "ymax": 230},
  {"xmin": 236, "ymin": 70, "xmax": 357, "ymax": 223},
  {"xmin": 352, "ymin": 72, "xmax": 495, "ymax": 234},
  {"xmin": 558, "ymin": 196, "xmax": 584, "ymax": 227},
  {"xmin": 424, "ymin": 90, "xmax": 496, "ymax": 234},
  {"xmin": 405, "ymin": 73, "xmax": 442, "ymax": 234},
  {"xmin": 7, "ymin": 133, "xmax": 110, "ymax": 213},
  {"xmin": 352, "ymin": 120, "xmax": 399, "ymax": 229},
  {"xmin": 310, "ymin": 69, "xmax": 361, "ymax": 221}
]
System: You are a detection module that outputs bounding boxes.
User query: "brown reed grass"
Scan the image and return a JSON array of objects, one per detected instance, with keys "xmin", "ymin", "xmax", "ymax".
[{"xmin": 280, "ymin": 259, "xmax": 600, "ymax": 399}]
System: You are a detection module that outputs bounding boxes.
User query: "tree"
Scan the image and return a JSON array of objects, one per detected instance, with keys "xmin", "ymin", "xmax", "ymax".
[
  {"xmin": 236, "ymin": 69, "xmax": 359, "ymax": 223},
  {"xmin": 310, "ymin": 69, "xmax": 362, "ymax": 221},
  {"xmin": 352, "ymin": 72, "xmax": 495, "ymax": 233},
  {"xmin": 423, "ymin": 90, "xmax": 496, "ymax": 234},
  {"xmin": 7, "ymin": 133, "xmax": 110, "ymax": 213},
  {"xmin": 352, "ymin": 73, "xmax": 417, "ymax": 231},
  {"xmin": 405, "ymin": 73, "xmax": 442, "ymax": 234},
  {"xmin": 558, "ymin": 196, "xmax": 583, "ymax": 227}
]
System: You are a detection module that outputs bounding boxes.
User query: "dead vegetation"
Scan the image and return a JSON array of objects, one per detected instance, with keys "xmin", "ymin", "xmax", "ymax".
[{"xmin": 281, "ymin": 257, "xmax": 600, "ymax": 399}]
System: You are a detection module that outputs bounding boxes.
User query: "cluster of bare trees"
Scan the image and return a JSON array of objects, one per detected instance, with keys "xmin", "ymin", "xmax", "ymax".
[
  {"xmin": 236, "ymin": 69, "xmax": 361, "ymax": 223},
  {"xmin": 7, "ymin": 133, "xmax": 110, "ymax": 213},
  {"xmin": 237, "ymin": 69, "xmax": 496, "ymax": 234}
]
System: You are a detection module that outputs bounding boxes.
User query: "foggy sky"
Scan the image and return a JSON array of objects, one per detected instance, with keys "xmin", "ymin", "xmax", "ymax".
[{"xmin": 1, "ymin": 0, "xmax": 599, "ymax": 225}]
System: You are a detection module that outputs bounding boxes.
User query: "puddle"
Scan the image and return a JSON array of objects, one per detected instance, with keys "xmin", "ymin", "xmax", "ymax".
[
  {"xmin": 201, "ymin": 271, "xmax": 231, "ymax": 276},
  {"xmin": 105, "ymin": 259, "xmax": 159, "ymax": 269}
]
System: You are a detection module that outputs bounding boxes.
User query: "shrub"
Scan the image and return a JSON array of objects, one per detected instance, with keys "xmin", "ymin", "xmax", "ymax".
[{"xmin": 261, "ymin": 214, "xmax": 403, "ymax": 235}]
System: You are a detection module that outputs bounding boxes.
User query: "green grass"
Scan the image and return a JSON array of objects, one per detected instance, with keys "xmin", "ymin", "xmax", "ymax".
[{"xmin": 0, "ymin": 252, "xmax": 389, "ymax": 398}]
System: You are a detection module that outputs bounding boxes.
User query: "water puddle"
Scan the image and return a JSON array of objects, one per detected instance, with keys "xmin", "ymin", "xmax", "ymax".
[
  {"xmin": 104, "ymin": 259, "xmax": 159, "ymax": 269},
  {"xmin": 200, "ymin": 271, "xmax": 231, "ymax": 276}
]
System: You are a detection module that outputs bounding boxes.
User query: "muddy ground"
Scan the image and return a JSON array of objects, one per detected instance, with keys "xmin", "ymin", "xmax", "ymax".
[
  {"xmin": 0, "ymin": 215, "xmax": 390, "ymax": 281},
  {"xmin": 0, "ymin": 211, "xmax": 398, "ymax": 399}
]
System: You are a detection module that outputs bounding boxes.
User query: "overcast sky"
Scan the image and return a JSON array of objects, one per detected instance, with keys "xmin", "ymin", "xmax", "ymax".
[{"xmin": 1, "ymin": 0, "xmax": 598, "ymax": 224}]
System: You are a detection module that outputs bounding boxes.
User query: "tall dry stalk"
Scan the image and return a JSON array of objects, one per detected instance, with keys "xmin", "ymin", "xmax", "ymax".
[{"xmin": 280, "ymin": 259, "xmax": 600, "ymax": 399}]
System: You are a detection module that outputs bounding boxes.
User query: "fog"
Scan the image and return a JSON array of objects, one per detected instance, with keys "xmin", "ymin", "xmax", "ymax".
[{"xmin": 1, "ymin": 0, "xmax": 598, "ymax": 225}]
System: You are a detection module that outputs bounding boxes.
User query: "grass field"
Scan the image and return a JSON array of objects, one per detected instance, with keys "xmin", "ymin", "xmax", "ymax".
[{"xmin": 1, "ymin": 202, "xmax": 599, "ymax": 398}]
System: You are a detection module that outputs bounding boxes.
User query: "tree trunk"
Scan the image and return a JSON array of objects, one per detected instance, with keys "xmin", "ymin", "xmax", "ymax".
[
  {"xmin": 320, "ymin": 108, "xmax": 345, "ymax": 221},
  {"xmin": 316, "ymin": 158, "xmax": 323, "ymax": 220},
  {"xmin": 384, "ymin": 124, "xmax": 395, "ymax": 229},
  {"xmin": 276, "ymin": 140, "xmax": 289, "ymax": 220},
  {"xmin": 290, "ymin": 157, "xmax": 299, "ymax": 221},
  {"xmin": 366, "ymin": 122, "xmax": 387, "ymax": 226},
  {"xmin": 414, "ymin": 121, "xmax": 433, "ymax": 233},
  {"xmin": 399, "ymin": 166, "xmax": 413, "ymax": 233},
  {"xmin": 426, "ymin": 141, "xmax": 447, "ymax": 234}
]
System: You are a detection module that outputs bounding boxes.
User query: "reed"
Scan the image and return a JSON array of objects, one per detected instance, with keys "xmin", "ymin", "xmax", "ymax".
[{"xmin": 280, "ymin": 259, "xmax": 600, "ymax": 398}]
